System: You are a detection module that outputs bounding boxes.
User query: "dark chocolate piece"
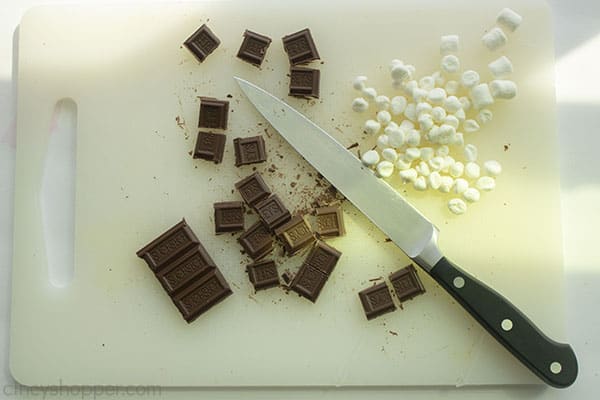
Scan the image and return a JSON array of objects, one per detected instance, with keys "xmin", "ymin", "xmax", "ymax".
[
  {"xmin": 155, "ymin": 246, "xmax": 216, "ymax": 295},
  {"xmin": 183, "ymin": 24, "xmax": 221, "ymax": 63},
  {"xmin": 304, "ymin": 241, "xmax": 341, "ymax": 275},
  {"xmin": 255, "ymin": 195, "xmax": 291, "ymax": 230},
  {"xmin": 246, "ymin": 259, "xmax": 279, "ymax": 290},
  {"xmin": 238, "ymin": 220, "xmax": 273, "ymax": 260},
  {"xmin": 282, "ymin": 28, "xmax": 320, "ymax": 65},
  {"xmin": 172, "ymin": 268, "xmax": 232, "ymax": 323},
  {"xmin": 389, "ymin": 264, "xmax": 426, "ymax": 302},
  {"xmin": 289, "ymin": 264, "xmax": 328, "ymax": 303},
  {"xmin": 214, "ymin": 201, "xmax": 245, "ymax": 234},
  {"xmin": 289, "ymin": 67, "xmax": 320, "ymax": 98},
  {"xmin": 275, "ymin": 215, "xmax": 315, "ymax": 255},
  {"xmin": 314, "ymin": 205, "xmax": 345, "ymax": 237},
  {"xmin": 237, "ymin": 30, "xmax": 272, "ymax": 67},
  {"xmin": 233, "ymin": 136, "xmax": 267, "ymax": 167},
  {"xmin": 235, "ymin": 172, "xmax": 272, "ymax": 206},
  {"xmin": 198, "ymin": 97, "xmax": 229, "ymax": 130},
  {"xmin": 193, "ymin": 131, "xmax": 226, "ymax": 163},
  {"xmin": 358, "ymin": 282, "xmax": 397, "ymax": 320}
]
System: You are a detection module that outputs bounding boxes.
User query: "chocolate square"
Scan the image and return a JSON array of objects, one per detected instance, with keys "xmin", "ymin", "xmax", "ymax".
[
  {"xmin": 238, "ymin": 221, "xmax": 273, "ymax": 260},
  {"xmin": 290, "ymin": 264, "xmax": 328, "ymax": 303},
  {"xmin": 214, "ymin": 201, "xmax": 245, "ymax": 234},
  {"xmin": 155, "ymin": 246, "xmax": 216, "ymax": 295},
  {"xmin": 198, "ymin": 97, "xmax": 229, "ymax": 130},
  {"xmin": 172, "ymin": 269, "xmax": 232, "ymax": 323},
  {"xmin": 246, "ymin": 259, "xmax": 279, "ymax": 290},
  {"xmin": 237, "ymin": 30, "xmax": 272, "ymax": 67},
  {"xmin": 358, "ymin": 282, "xmax": 397, "ymax": 320},
  {"xmin": 233, "ymin": 136, "xmax": 267, "ymax": 167},
  {"xmin": 314, "ymin": 206, "xmax": 345, "ymax": 237},
  {"xmin": 282, "ymin": 28, "xmax": 320, "ymax": 65},
  {"xmin": 255, "ymin": 195, "xmax": 291, "ymax": 230},
  {"xmin": 289, "ymin": 67, "xmax": 320, "ymax": 98},
  {"xmin": 193, "ymin": 131, "xmax": 226, "ymax": 163},
  {"xmin": 184, "ymin": 24, "xmax": 221, "ymax": 63},
  {"xmin": 389, "ymin": 264, "xmax": 426, "ymax": 302},
  {"xmin": 235, "ymin": 172, "xmax": 271, "ymax": 206},
  {"xmin": 275, "ymin": 215, "xmax": 315, "ymax": 255},
  {"xmin": 304, "ymin": 241, "xmax": 341, "ymax": 275}
]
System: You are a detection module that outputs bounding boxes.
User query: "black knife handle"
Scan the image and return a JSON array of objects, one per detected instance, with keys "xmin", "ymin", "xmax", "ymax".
[{"xmin": 429, "ymin": 257, "xmax": 577, "ymax": 388}]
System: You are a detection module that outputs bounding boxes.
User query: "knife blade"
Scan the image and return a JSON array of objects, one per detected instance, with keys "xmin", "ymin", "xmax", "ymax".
[{"xmin": 235, "ymin": 77, "xmax": 578, "ymax": 388}]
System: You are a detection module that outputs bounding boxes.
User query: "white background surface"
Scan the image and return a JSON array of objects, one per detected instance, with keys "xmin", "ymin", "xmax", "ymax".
[{"xmin": 0, "ymin": 0, "xmax": 598, "ymax": 399}]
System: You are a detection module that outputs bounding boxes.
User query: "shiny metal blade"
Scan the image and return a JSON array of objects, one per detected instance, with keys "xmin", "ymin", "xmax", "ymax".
[{"xmin": 235, "ymin": 77, "xmax": 441, "ymax": 267}]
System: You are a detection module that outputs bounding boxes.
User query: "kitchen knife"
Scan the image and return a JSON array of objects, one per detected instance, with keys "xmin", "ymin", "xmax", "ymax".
[{"xmin": 235, "ymin": 77, "xmax": 578, "ymax": 388}]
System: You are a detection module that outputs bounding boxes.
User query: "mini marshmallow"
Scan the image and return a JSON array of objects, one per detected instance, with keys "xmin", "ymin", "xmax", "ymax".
[
  {"xmin": 402, "ymin": 80, "xmax": 418, "ymax": 96},
  {"xmin": 477, "ymin": 109, "xmax": 493, "ymax": 125},
  {"xmin": 427, "ymin": 125, "xmax": 441, "ymax": 142},
  {"xmin": 441, "ymin": 55, "xmax": 460, "ymax": 74},
  {"xmin": 406, "ymin": 65, "xmax": 416, "ymax": 76},
  {"xmin": 432, "ymin": 71, "xmax": 446, "ymax": 87},
  {"xmin": 497, "ymin": 8, "xmax": 522, "ymax": 32},
  {"xmin": 445, "ymin": 80, "xmax": 460, "ymax": 96},
  {"xmin": 389, "ymin": 59, "xmax": 403, "ymax": 70},
  {"xmin": 432, "ymin": 106, "xmax": 447, "ymax": 123},
  {"xmin": 387, "ymin": 128, "xmax": 405, "ymax": 147},
  {"xmin": 405, "ymin": 147, "xmax": 421, "ymax": 161},
  {"xmin": 400, "ymin": 120, "xmax": 415, "ymax": 130},
  {"xmin": 463, "ymin": 187, "xmax": 481, "ymax": 202},
  {"xmin": 362, "ymin": 87, "xmax": 377, "ymax": 100},
  {"xmin": 482, "ymin": 27, "xmax": 508, "ymax": 51},
  {"xmin": 377, "ymin": 110, "xmax": 392, "ymax": 125},
  {"xmin": 395, "ymin": 157, "xmax": 412, "ymax": 170},
  {"xmin": 420, "ymin": 147, "xmax": 434, "ymax": 161},
  {"xmin": 404, "ymin": 103, "xmax": 417, "ymax": 121},
  {"xmin": 470, "ymin": 83, "xmax": 495, "ymax": 109},
  {"xmin": 382, "ymin": 148, "xmax": 398, "ymax": 162},
  {"xmin": 376, "ymin": 161, "xmax": 395, "ymax": 178},
  {"xmin": 436, "ymin": 145, "xmax": 450, "ymax": 157},
  {"xmin": 443, "ymin": 96, "xmax": 462, "ymax": 113},
  {"xmin": 465, "ymin": 162, "xmax": 481, "ymax": 179},
  {"xmin": 449, "ymin": 161, "xmax": 464, "ymax": 178},
  {"xmin": 399, "ymin": 168, "xmax": 418, "ymax": 182},
  {"xmin": 448, "ymin": 198, "xmax": 467, "ymax": 215},
  {"xmin": 439, "ymin": 176, "xmax": 454, "ymax": 193},
  {"xmin": 453, "ymin": 178, "xmax": 469, "ymax": 194},
  {"xmin": 406, "ymin": 129, "xmax": 421, "ymax": 146},
  {"xmin": 376, "ymin": 134, "xmax": 389, "ymax": 149},
  {"xmin": 375, "ymin": 95, "xmax": 390, "ymax": 111},
  {"xmin": 460, "ymin": 70, "xmax": 480, "ymax": 89},
  {"xmin": 444, "ymin": 115, "xmax": 459, "ymax": 129},
  {"xmin": 453, "ymin": 132, "xmax": 465, "ymax": 147},
  {"xmin": 390, "ymin": 96, "xmax": 408, "ymax": 115},
  {"xmin": 419, "ymin": 76, "xmax": 436, "ymax": 91},
  {"xmin": 440, "ymin": 34, "xmax": 460, "ymax": 55},
  {"xmin": 488, "ymin": 56, "xmax": 513, "ymax": 78},
  {"xmin": 458, "ymin": 96, "xmax": 471, "ymax": 110},
  {"xmin": 384, "ymin": 121, "xmax": 398, "ymax": 134},
  {"xmin": 438, "ymin": 124, "xmax": 456, "ymax": 140},
  {"xmin": 443, "ymin": 155, "xmax": 456, "ymax": 172},
  {"xmin": 361, "ymin": 149, "xmax": 380, "ymax": 166},
  {"xmin": 429, "ymin": 171, "xmax": 442, "ymax": 190},
  {"xmin": 476, "ymin": 176, "xmax": 496, "ymax": 191},
  {"xmin": 464, "ymin": 144, "xmax": 478, "ymax": 162},
  {"xmin": 416, "ymin": 102, "xmax": 433, "ymax": 116},
  {"xmin": 364, "ymin": 119, "xmax": 381, "ymax": 135},
  {"xmin": 490, "ymin": 80, "xmax": 517, "ymax": 99},
  {"xmin": 418, "ymin": 114, "xmax": 434, "ymax": 131},
  {"xmin": 416, "ymin": 161, "xmax": 431, "ymax": 177},
  {"xmin": 391, "ymin": 64, "xmax": 411, "ymax": 82},
  {"xmin": 464, "ymin": 119, "xmax": 481, "ymax": 133},
  {"xmin": 412, "ymin": 88, "xmax": 428, "ymax": 102},
  {"xmin": 429, "ymin": 156, "xmax": 445, "ymax": 171},
  {"xmin": 413, "ymin": 176, "xmax": 428, "ymax": 191},
  {"xmin": 353, "ymin": 76, "xmax": 368, "ymax": 91},
  {"xmin": 352, "ymin": 97, "xmax": 369, "ymax": 113},
  {"xmin": 454, "ymin": 108, "xmax": 466, "ymax": 122},
  {"xmin": 484, "ymin": 160, "xmax": 502, "ymax": 176},
  {"xmin": 428, "ymin": 88, "xmax": 447, "ymax": 105}
]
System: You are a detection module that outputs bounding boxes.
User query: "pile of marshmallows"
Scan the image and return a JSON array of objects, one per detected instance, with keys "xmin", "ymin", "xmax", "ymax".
[{"xmin": 351, "ymin": 8, "xmax": 522, "ymax": 215}]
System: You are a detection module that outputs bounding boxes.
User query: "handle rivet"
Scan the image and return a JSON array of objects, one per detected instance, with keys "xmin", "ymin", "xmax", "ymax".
[
  {"xmin": 501, "ymin": 318, "xmax": 513, "ymax": 331},
  {"xmin": 550, "ymin": 362, "xmax": 562, "ymax": 374},
  {"xmin": 453, "ymin": 276, "xmax": 465, "ymax": 288}
]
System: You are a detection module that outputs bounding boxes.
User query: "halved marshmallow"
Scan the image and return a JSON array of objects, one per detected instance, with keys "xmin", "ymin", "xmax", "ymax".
[{"xmin": 482, "ymin": 27, "xmax": 508, "ymax": 51}]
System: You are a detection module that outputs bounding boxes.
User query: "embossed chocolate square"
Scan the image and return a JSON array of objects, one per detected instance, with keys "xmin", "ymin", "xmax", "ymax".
[
  {"xmin": 255, "ymin": 194, "xmax": 291, "ymax": 230},
  {"xmin": 282, "ymin": 28, "xmax": 320, "ymax": 65},
  {"xmin": 275, "ymin": 215, "xmax": 315, "ymax": 255},
  {"xmin": 246, "ymin": 259, "xmax": 279, "ymax": 291},
  {"xmin": 198, "ymin": 97, "xmax": 229, "ymax": 130},
  {"xmin": 304, "ymin": 241, "xmax": 341, "ymax": 275},
  {"xmin": 235, "ymin": 172, "xmax": 271, "ymax": 206},
  {"xmin": 238, "ymin": 220, "xmax": 273, "ymax": 260},
  {"xmin": 193, "ymin": 131, "xmax": 226, "ymax": 163},
  {"xmin": 289, "ymin": 264, "xmax": 328, "ymax": 303},
  {"xmin": 155, "ymin": 246, "xmax": 216, "ymax": 295},
  {"xmin": 389, "ymin": 264, "xmax": 426, "ymax": 302},
  {"xmin": 214, "ymin": 201, "xmax": 245, "ymax": 234},
  {"xmin": 184, "ymin": 24, "xmax": 221, "ymax": 63},
  {"xmin": 289, "ymin": 67, "xmax": 320, "ymax": 98},
  {"xmin": 172, "ymin": 268, "xmax": 232, "ymax": 323},
  {"xmin": 237, "ymin": 30, "xmax": 272, "ymax": 67},
  {"xmin": 314, "ymin": 205, "xmax": 345, "ymax": 237},
  {"xmin": 358, "ymin": 282, "xmax": 397, "ymax": 320},
  {"xmin": 233, "ymin": 136, "xmax": 267, "ymax": 167}
]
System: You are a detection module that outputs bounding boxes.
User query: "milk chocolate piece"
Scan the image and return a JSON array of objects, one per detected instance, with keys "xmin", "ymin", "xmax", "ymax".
[
  {"xmin": 184, "ymin": 24, "xmax": 221, "ymax": 63},
  {"xmin": 275, "ymin": 215, "xmax": 315, "ymax": 255},
  {"xmin": 155, "ymin": 246, "xmax": 216, "ymax": 295},
  {"xmin": 289, "ymin": 264, "xmax": 328, "ymax": 303},
  {"xmin": 198, "ymin": 97, "xmax": 229, "ymax": 130},
  {"xmin": 304, "ymin": 241, "xmax": 341, "ymax": 275},
  {"xmin": 193, "ymin": 132, "xmax": 226, "ymax": 163},
  {"xmin": 238, "ymin": 220, "xmax": 273, "ymax": 260},
  {"xmin": 389, "ymin": 264, "xmax": 426, "ymax": 302},
  {"xmin": 214, "ymin": 201, "xmax": 245, "ymax": 234},
  {"xmin": 172, "ymin": 269, "xmax": 232, "ymax": 323},
  {"xmin": 237, "ymin": 30, "xmax": 272, "ymax": 67},
  {"xmin": 282, "ymin": 28, "xmax": 320, "ymax": 65},
  {"xmin": 359, "ymin": 282, "xmax": 397, "ymax": 320},
  {"xmin": 233, "ymin": 136, "xmax": 267, "ymax": 167},
  {"xmin": 289, "ymin": 67, "xmax": 320, "ymax": 98},
  {"xmin": 315, "ymin": 206, "xmax": 345, "ymax": 237},
  {"xmin": 246, "ymin": 259, "xmax": 279, "ymax": 290},
  {"xmin": 255, "ymin": 195, "xmax": 291, "ymax": 230},
  {"xmin": 235, "ymin": 172, "xmax": 272, "ymax": 206}
]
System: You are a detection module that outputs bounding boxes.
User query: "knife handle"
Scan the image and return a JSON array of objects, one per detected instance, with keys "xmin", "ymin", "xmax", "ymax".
[{"xmin": 429, "ymin": 257, "xmax": 578, "ymax": 388}]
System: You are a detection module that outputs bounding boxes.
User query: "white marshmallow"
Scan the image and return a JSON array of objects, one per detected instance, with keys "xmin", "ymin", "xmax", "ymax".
[
  {"xmin": 406, "ymin": 65, "xmax": 416, "ymax": 76},
  {"xmin": 463, "ymin": 187, "xmax": 481, "ymax": 202},
  {"xmin": 376, "ymin": 161, "xmax": 395, "ymax": 178},
  {"xmin": 476, "ymin": 176, "xmax": 496, "ymax": 191},
  {"xmin": 404, "ymin": 103, "xmax": 417, "ymax": 121},
  {"xmin": 413, "ymin": 176, "xmax": 428, "ymax": 191},
  {"xmin": 431, "ymin": 106, "xmax": 447, "ymax": 123},
  {"xmin": 390, "ymin": 96, "xmax": 408, "ymax": 115},
  {"xmin": 490, "ymin": 80, "xmax": 517, "ymax": 99},
  {"xmin": 482, "ymin": 27, "xmax": 508, "ymax": 51},
  {"xmin": 438, "ymin": 124, "xmax": 456, "ymax": 140},
  {"xmin": 443, "ymin": 155, "xmax": 456, "ymax": 172},
  {"xmin": 464, "ymin": 144, "xmax": 478, "ymax": 162},
  {"xmin": 375, "ymin": 95, "xmax": 390, "ymax": 111},
  {"xmin": 449, "ymin": 161, "xmax": 464, "ymax": 178},
  {"xmin": 465, "ymin": 162, "xmax": 481, "ymax": 179},
  {"xmin": 364, "ymin": 119, "xmax": 381, "ymax": 134},
  {"xmin": 454, "ymin": 108, "xmax": 466, "ymax": 122},
  {"xmin": 497, "ymin": 8, "xmax": 522, "ymax": 32},
  {"xmin": 428, "ymin": 171, "xmax": 442, "ymax": 190},
  {"xmin": 453, "ymin": 132, "xmax": 465, "ymax": 147},
  {"xmin": 416, "ymin": 161, "xmax": 431, "ymax": 177},
  {"xmin": 399, "ymin": 168, "xmax": 418, "ymax": 182},
  {"xmin": 353, "ymin": 76, "xmax": 368, "ymax": 91},
  {"xmin": 488, "ymin": 56, "xmax": 513, "ymax": 78},
  {"xmin": 352, "ymin": 97, "xmax": 369, "ymax": 113},
  {"xmin": 460, "ymin": 70, "xmax": 480, "ymax": 89},
  {"xmin": 444, "ymin": 115, "xmax": 459, "ymax": 129},
  {"xmin": 439, "ymin": 176, "xmax": 454, "ymax": 193},
  {"xmin": 477, "ymin": 109, "xmax": 493, "ymax": 125},
  {"xmin": 405, "ymin": 147, "xmax": 421, "ymax": 161},
  {"xmin": 362, "ymin": 87, "xmax": 377, "ymax": 100},
  {"xmin": 406, "ymin": 129, "xmax": 421, "ymax": 146},
  {"xmin": 453, "ymin": 178, "xmax": 469, "ymax": 194},
  {"xmin": 381, "ymin": 148, "xmax": 398, "ymax": 162},
  {"xmin": 427, "ymin": 125, "xmax": 441, "ymax": 142},
  {"xmin": 387, "ymin": 128, "xmax": 405, "ymax": 148},
  {"xmin": 458, "ymin": 96, "xmax": 471, "ymax": 110},
  {"xmin": 440, "ymin": 34, "xmax": 460, "ymax": 55},
  {"xmin": 384, "ymin": 121, "xmax": 398, "ymax": 133},
  {"xmin": 376, "ymin": 134, "xmax": 389, "ymax": 149},
  {"xmin": 429, "ymin": 156, "xmax": 445, "ymax": 171},
  {"xmin": 484, "ymin": 160, "xmax": 502, "ymax": 176},
  {"xmin": 445, "ymin": 80, "xmax": 460, "ymax": 96},
  {"xmin": 418, "ymin": 114, "xmax": 434, "ymax": 131},
  {"xmin": 361, "ymin": 149, "xmax": 380, "ymax": 166},
  {"xmin": 412, "ymin": 88, "xmax": 428, "ymax": 102},
  {"xmin": 443, "ymin": 96, "xmax": 462, "ymax": 113},
  {"xmin": 432, "ymin": 71, "xmax": 446, "ymax": 87},
  {"xmin": 400, "ymin": 120, "xmax": 415, "ymax": 130},
  {"xmin": 419, "ymin": 76, "xmax": 436, "ymax": 91},
  {"xmin": 464, "ymin": 119, "xmax": 481, "ymax": 133},
  {"xmin": 389, "ymin": 59, "xmax": 403, "ymax": 70},
  {"xmin": 470, "ymin": 83, "xmax": 495, "ymax": 109},
  {"xmin": 441, "ymin": 55, "xmax": 460, "ymax": 74},
  {"xmin": 428, "ymin": 88, "xmax": 447, "ymax": 105},
  {"xmin": 391, "ymin": 64, "xmax": 411, "ymax": 82},
  {"xmin": 420, "ymin": 147, "xmax": 434, "ymax": 161},
  {"xmin": 448, "ymin": 198, "xmax": 467, "ymax": 215},
  {"xmin": 377, "ymin": 110, "xmax": 392, "ymax": 125},
  {"xmin": 416, "ymin": 102, "xmax": 433, "ymax": 116},
  {"xmin": 395, "ymin": 157, "xmax": 412, "ymax": 170},
  {"xmin": 436, "ymin": 145, "xmax": 450, "ymax": 157},
  {"xmin": 402, "ymin": 80, "xmax": 418, "ymax": 96}
]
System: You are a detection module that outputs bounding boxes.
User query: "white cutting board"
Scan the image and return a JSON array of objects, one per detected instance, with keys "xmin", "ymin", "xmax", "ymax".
[{"xmin": 11, "ymin": 0, "xmax": 565, "ymax": 387}]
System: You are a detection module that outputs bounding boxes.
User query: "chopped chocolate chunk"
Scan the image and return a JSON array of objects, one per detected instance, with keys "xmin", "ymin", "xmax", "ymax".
[
  {"xmin": 389, "ymin": 264, "xmax": 426, "ymax": 302},
  {"xmin": 358, "ymin": 282, "xmax": 396, "ymax": 320},
  {"xmin": 193, "ymin": 131, "xmax": 226, "ymax": 163},
  {"xmin": 238, "ymin": 220, "xmax": 273, "ymax": 260},
  {"xmin": 275, "ymin": 215, "xmax": 315, "ymax": 255},
  {"xmin": 237, "ymin": 30, "xmax": 272, "ymax": 67},
  {"xmin": 235, "ymin": 172, "xmax": 271, "ymax": 206},
  {"xmin": 214, "ymin": 201, "xmax": 245, "ymax": 234},
  {"xmin": 289, "ymin": 264, "xmax": 328, "ymax": 303},
  {"xmin": 314, "ymin": 205, "xmax": 345, "ymax": 237},
  {"xmin": 304, "ymin": 241, "xmax": 341, "ymax": 275},
  {"xmin": 289, "ymin": 67, "xmax": 320, "ymax": 98},
  {"xmin": 155, "ymin": 246, "xmax": 216, "ymax": 295},
  {"xmin": 172, "ymin": 269, "xmax": 232, "ymax": 323},
  {"xmin": 255, "ymin": 194, "xmax": 291, "ymax": 230},
  {"xmin": 233, "ymin": 136, "xmax": 267, "ymax": 167},
  {"xmin": 246, "ymin": 259, "xmax": 279, "ymax": 290},
  {"xmin": 281, "ymin": 270, "xmax": 295, "ymax": 285},
  {"xmin": 198, "ymin": 97, "xmax": 229, "ymax": 130},
  {"xmin": 183, "ymin": 24, "xmax": 221, "ymax": 63},
  {"xmin": 282, "ymin": 28, "xmax": 320, "ymax": 65}
]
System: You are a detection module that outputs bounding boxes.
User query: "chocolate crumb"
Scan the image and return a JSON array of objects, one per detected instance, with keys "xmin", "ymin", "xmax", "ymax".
[
  {"xmin": 346, "ymin": 142, "xmax": 359, "ymax": 150},
  {"xmin": 504, "ymin": 144, "xmax": 510, "ymax": 151},
  {"xmin": 389, "ymin": 330, "xmax": 398, "ymax": 336},
  {"xmin": 227, "ymin": 94, "xmax": 233, "ymax": 98},
  {"xmin": 384, "ymin": 238, "xmax": 392, "ymax": 242}
]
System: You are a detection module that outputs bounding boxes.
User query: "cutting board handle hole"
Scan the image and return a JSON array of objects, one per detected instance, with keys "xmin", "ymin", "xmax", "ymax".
[{"xmin": 41, "ymin": 98, "xmax": 77, "ymax": 288}]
